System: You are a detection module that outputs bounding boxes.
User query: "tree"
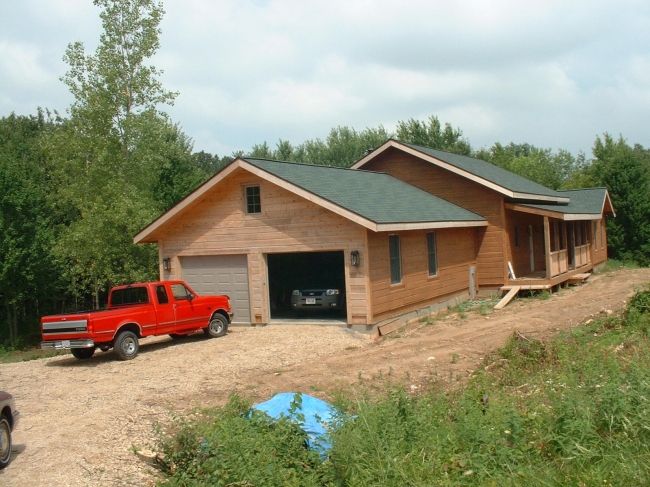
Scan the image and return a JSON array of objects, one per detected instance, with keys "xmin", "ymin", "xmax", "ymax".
[
  {"xmin": 396, "ymin": 116, "xmax": 471, "ymax": 155},
  {"xmin": 476, "ymin": 142, "xmax": 585, "ymax": 190},
  {"xmin": 589, "ymin": 134, "xmax": 650, "ymax": 264},
  {"xmin": 49, "ymin": 0, "xmax": 187, "ymax": 306},
  {"xmin": 0, "ymin": 112, "xmax": 60, "ymax": 345}
]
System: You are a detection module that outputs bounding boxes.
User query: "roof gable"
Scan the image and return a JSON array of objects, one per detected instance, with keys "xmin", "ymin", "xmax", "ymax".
[
  {"xmin": 134, "ymin": 157, "xmax": 487, "ymax": 243},
  {"xmin": 242, "ymin": 158, "xmax": 486, "ymax": 228},
  {"xmin": 351, "ymin": 139, "xmax": 569, "ymax": 203}
]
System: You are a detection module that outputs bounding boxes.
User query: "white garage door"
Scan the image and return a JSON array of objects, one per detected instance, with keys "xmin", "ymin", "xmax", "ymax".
[{"xmin": 181, "ymin": 255, "xmax": 251, "ymax": 324}]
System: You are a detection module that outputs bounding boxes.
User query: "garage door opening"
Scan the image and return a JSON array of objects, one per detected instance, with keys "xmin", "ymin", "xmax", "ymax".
[{"xmin": 267, "ymin": 251, "xmax": 346, "ymax": 320}]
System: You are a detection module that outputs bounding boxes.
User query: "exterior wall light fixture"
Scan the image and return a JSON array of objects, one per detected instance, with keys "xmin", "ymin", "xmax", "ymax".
[
  {"xmin": 350, "ymin": 250, "xmax": 360, "ymax": 267},
  {"xmin": 162, "ymin": 258, "xmax": 171, "ymax": 271}
]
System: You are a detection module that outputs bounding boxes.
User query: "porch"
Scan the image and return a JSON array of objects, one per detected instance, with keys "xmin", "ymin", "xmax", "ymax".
[{"xmin": 505, "ymin": 215, "xmax": 594, "ymax": 288}]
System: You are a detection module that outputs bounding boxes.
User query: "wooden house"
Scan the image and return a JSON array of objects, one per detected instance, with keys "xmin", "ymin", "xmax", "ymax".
[{"xmin": 134, "ymin": 139, "xmax": 614, "ymax": 330}]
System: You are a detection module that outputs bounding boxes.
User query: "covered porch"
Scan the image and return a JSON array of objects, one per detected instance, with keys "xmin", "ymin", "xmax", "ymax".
[{"xmin": 514, "ymin": 217, "xmax": 593, "ymax": 285}]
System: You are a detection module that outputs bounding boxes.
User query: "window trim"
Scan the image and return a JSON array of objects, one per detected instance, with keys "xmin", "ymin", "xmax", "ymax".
[
  {"xmin": 245, "ymin": 185, "xmax": 261, "ymax": 214},
  {"xmin": 389, "ymin": 234, "xmax": 402, "ymax": 285},
  {"xmin": 427, "ymin": 231, "xmax": 438, "ymax": 277}
]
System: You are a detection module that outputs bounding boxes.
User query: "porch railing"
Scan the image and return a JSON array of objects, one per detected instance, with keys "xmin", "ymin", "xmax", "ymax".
[
  {"xmin": 548, "ymin": 245, "xmax": 591, "ymax": 278},
  {"xmin": 549, "ymin": 249, "xmax": 568, "ymax": 277}
]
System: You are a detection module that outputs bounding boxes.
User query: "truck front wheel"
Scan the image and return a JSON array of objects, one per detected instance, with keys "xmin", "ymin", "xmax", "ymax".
[
  {"xmin": 71, "ymin": 347, "xmax": 95, "ymax": 359},
  {"xmin": 204, "ymin": 314, "xmax": 228, "ymax": 338},
  {"xmin": 114, "ymin": 331, "xmax": 139, "ymax": 360}
]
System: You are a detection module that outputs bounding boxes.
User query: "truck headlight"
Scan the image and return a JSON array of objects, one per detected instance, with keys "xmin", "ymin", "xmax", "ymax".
[
  {"xmin": 326, "ymin": 289, "xmax": 340, "ymax": 295},
  {"xmin": 292, "ymin": 290, "xmax": 300, "ymax": 296}
]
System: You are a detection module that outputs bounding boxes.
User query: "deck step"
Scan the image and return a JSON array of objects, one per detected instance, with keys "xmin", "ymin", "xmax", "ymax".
[
  {"xmin": 568, "ymin": 273, "xmax": 591, "ymax": 285},
  {"xmin": 494, "ymin": 286, "xmax": 521, "ymax": 310}
]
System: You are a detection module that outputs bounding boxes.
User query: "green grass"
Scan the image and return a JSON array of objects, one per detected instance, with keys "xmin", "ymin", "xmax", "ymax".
[
  {"xmin": 154, "ymin": 286, "xmax": 650, "ymax": 486},
  {"xmin": 0, "ymin": 344, "xmax": 69, "ymax": 363}
]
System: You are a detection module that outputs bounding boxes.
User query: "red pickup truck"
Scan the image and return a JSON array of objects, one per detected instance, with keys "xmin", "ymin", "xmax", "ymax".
[{"xmin": 41, "ymin": 281, "xmax": 232, "ymax": 360}]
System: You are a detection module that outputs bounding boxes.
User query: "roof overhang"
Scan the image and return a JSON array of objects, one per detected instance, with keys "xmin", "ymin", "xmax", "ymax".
[
  {"xmin": 505, "ymin": 203, "xmax": 603, "ymax": 221},
  {"xmin": 352, "ymin": 140, "xmax": 570, "ymax": 204},
  {"xmin": 134, "ymin": 158, "xmax": 488, "ymax": 243}
]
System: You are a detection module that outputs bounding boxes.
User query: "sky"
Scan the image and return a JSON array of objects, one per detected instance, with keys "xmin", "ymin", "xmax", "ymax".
[{"xmin": 1, "ymin": 0, "xmax": 649, "ymax": 158}]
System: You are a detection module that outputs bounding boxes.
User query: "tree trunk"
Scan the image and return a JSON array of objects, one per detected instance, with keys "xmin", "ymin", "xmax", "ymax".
[{"xmin": 8, "ymin": 304, "xmax": 18, "ymax": 347}]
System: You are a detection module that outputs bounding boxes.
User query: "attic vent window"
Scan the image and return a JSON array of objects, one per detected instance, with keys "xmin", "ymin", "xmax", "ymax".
[{"xmin": 245, "ymin": 186, "xmax": 261, "ymax": 214}]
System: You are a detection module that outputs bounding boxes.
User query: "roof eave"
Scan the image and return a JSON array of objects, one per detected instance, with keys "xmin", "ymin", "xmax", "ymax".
[{"xmin": 375, "ymin": 220, "xmax": 488, "ymax": 232}]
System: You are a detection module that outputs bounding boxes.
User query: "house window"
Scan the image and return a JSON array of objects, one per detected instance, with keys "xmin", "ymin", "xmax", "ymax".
[
  {"xmin": 427, "ymin": 232, "xmax": 438, "ymax": 277},
  {"xmin": 593, "ymin": 221, "xmax": 599, "ymax": 251},
  {"xmin": 600, "ymin": 221, "xmax": 605, "ymax": 249},
  {"xmin": 245, "ymin": 186, "xmax": 261, "ymax": 214},
  {"xmin": 514, "ymin": 226, "xmax": 519, "ymax": 248},
  {"xmin": 389, "ymin": 235, "xmax": 402, "ymax": 285}
]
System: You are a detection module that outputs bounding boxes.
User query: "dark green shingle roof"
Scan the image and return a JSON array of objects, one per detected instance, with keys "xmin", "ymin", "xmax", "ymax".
[
  {"xmin": 516, "ymin": 188, "xmax": 610, "ymax": 216},
  {"xmin": 243, "ymin": 158, "xmax": 486, "ymax": 225},
  {"xmin": 398, "ymin": 141, "xmax": 565, "ymax": 200}
]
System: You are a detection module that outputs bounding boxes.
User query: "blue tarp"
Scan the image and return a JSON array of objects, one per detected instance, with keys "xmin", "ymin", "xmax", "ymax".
[{"xmin": 252, "ymin": 392, "xmax": 337, "ymax": 455}]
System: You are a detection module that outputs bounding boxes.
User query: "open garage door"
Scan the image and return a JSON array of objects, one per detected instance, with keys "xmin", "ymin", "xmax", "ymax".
[
  {"xmin": 267, "ymin": 251, "xmax": 346, "ymax": 320},
  {"xmin": 181, "ymin": 255, "xmax": 251, "ymax": 324}
]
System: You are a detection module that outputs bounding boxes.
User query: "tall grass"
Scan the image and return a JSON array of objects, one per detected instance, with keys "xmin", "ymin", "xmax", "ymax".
[{"xmin": 155, "ymin": 287, "xmax": 650, "ymax": 486}]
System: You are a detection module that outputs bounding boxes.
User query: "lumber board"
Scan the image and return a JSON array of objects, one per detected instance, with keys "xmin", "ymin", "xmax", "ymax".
[
  {"xmin": 378, "ymin": 319, "xmax": 402, "ymax": 336},
  {"xmin": 494, "ymin": 286, "xmax": 521, "ymax": 310}
]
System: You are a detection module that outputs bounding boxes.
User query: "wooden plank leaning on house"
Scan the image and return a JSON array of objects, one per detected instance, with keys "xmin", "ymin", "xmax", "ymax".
[{"xmin": 494, "ymin": 286, "xmax": 521, "ymax": 310}]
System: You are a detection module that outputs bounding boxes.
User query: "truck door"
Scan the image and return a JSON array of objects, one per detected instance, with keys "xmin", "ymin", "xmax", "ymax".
[
  {"xmin": 154, "ymin": 284, "xmax": 176, "ymax": 335},
  {"xmin": 170, "ymin": 283, "xmax": 206, "ymax": 331}
]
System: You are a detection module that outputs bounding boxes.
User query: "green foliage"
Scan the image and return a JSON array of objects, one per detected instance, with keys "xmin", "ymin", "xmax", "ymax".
[
  {"xmin": 0, "ymin": 112, "xmax": 63, "ymax": 345},
  {"xmin": 245, "ymin": 115, "xmax": 470, "ymax": 167},
  {"xmin": 158, "ymin": 287, "xmax": 650, "ymax": 486},
  {"xmin": 45, "ymin": 0, "xmax": 195, "ymax": 306},
  {"xmin": 396, "ymin": 115, "xmax": 471, "ymax": 155},
  {"xmin": 588, "ymin": 134, "xmax": 650, "ymax": 265},
  {"xmin": 476, "ymin": 142, "xmax": 586, "ymax": 190},
  {"xmin": 155, "ymin": 394, "xmax": 331, "ymax": 487}
]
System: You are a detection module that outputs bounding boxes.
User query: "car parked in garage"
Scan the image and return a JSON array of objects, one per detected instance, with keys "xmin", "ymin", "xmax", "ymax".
[
  {"xmin": 0, "ymin": 391, "xmax": 20, "ymax": 469},
  {"xmin": 291, "ymin": 287, "xmax": 345, "ymax": 311}
]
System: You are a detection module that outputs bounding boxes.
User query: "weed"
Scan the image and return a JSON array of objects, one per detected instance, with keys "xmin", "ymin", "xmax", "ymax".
[{"xmin": 451, "ymin": 353, "xmax": 459, "ymax": 364}]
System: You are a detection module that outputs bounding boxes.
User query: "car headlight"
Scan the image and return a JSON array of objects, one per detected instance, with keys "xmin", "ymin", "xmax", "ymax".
[
  {"xmin": 292, "ymin": 290, "xmax": 300, "ymax": 296},
  {"xmin": 326, "ymin": 289, "xmax": 340, "ymax": 295}
]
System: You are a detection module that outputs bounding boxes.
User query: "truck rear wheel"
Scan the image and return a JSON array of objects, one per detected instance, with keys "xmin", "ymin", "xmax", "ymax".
[
  {"xmin": 114, "ymin": 331, "xmax": 139, "ymax": 360},
  {"xmin": 204, "ymin": 314, "xmax": 228, "ymax": 338},
  {"xmin": 71, "ymin": 347, "xmax": 95, "ymax": 359}
]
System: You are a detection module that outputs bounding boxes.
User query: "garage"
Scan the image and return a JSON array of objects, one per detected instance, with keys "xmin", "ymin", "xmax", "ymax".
[
  {"xmin": 267, "ymin": 251, "xmax": 346, "ymax": 320},
  {"xmin": 181, "ymin": 255, "xmax": 251, "ymax": 324}
]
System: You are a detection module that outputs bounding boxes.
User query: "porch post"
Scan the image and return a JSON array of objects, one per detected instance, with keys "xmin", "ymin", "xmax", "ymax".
[{"xmin": 544, "ymin": 216, "xmax": 552, "ymax": 279}]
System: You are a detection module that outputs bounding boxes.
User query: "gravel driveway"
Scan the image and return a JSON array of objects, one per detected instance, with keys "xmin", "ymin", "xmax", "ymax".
[{"xmin": 1, "ymin": 325, "xmax": 369, "ymax": 487}]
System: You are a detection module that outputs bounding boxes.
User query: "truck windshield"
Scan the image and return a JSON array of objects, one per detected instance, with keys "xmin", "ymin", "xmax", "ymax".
[{"xmin": 111, "ymin": 287, "xmax": 149, "ymax": 306}]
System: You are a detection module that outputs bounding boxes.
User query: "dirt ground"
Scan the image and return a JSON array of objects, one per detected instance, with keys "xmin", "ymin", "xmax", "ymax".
[{"xmin": 2, "ymin": 267, "xmax": 649, "ymax": 487}]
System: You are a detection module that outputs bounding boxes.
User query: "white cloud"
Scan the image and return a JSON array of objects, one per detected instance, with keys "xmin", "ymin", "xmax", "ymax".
[{"xmin": 1, "ymin": 0, "xmax": 649, "ymax": 156}]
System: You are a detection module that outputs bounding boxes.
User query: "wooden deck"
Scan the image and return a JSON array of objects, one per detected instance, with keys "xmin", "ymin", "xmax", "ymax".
[{"xmin": 501, "ymin": 264, "xmax": 593, "ymax": 292}]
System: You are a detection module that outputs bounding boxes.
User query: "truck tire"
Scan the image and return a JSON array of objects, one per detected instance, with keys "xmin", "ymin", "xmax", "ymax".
[
  {"xmin": 114, "ymin": 331, "xmax": 139, "ymax": 360},
  {"xmin": 0, "ymin": 415, "xmax": 11, "ymax": 469},
  {"xmin": 204, "ymin": 314, "xmax": 228, "ymax": 338},
  {"xmin": 71, "ymin": 347, "xmax": 95, "ymax": 359}
]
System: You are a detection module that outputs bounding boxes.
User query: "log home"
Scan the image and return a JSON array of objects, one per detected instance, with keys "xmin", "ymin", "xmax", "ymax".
[{"xmin": 134, "ymin": 139, "xmax": 614, "ymax": 331}]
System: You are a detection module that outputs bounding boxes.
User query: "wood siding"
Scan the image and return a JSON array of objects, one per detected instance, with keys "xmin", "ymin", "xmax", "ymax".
[
  {"xmin": 368, "ymin": 227, "xmax": 477, "ymax": 321},
  {"xmin": 157, "ymin": 168, "xmax": 369, "ymax": 324},
  {"xmin": 592, "ymin": 217, "xmax": 608, "ymax": 266},
  {"xmin": 504, "ymin": 210, "xmax": 546, "ymax": 278},
  {"xmin": 361, "ymin": 148, "xmax": 506, "ymax": 287}
]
